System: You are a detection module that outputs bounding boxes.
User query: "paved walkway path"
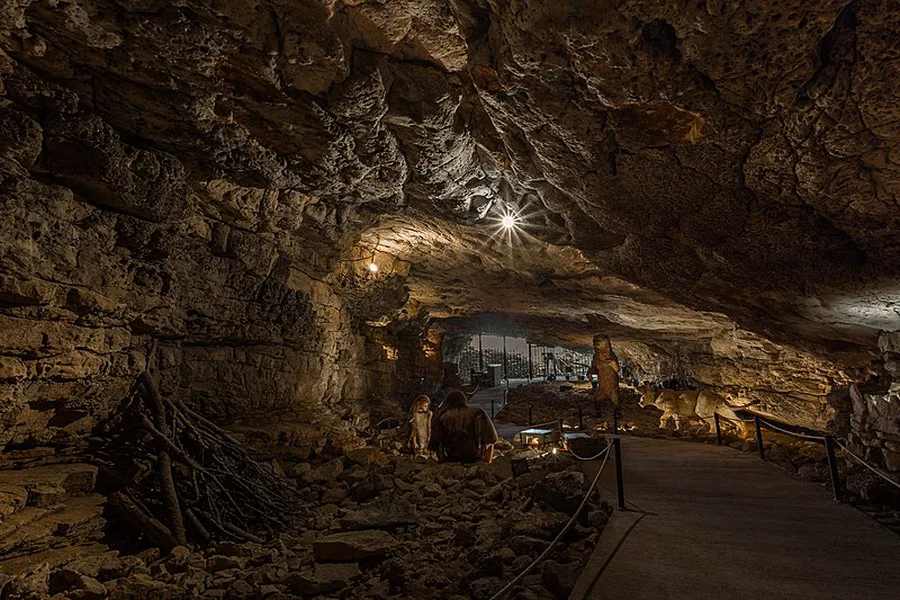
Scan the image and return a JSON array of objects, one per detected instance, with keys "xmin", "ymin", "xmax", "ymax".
[
  {"xmin": 578, "ymin": 436, "xmax": 900, "ymax": 600},
  {"xmin": 468, "ymin": 380, "xmax": 534, "ymax": 439}
]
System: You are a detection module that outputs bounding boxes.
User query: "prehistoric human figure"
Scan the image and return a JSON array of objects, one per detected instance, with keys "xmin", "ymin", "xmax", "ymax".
[
  {"xmin": 430, "ymin": 390, "xmax": 498, "ymax": 463},
  {"xmin": 408, "ymin": 395, "xmax": 433, "ymax": 457},
  {"xmin": 586, "ymin": 335, "xmax": 620, "ymax": 414}
]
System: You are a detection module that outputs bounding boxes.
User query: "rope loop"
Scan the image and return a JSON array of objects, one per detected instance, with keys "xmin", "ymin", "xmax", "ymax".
[{"xmin": 757, "ymin": 417, "xmax": 827, "ymax": 441}]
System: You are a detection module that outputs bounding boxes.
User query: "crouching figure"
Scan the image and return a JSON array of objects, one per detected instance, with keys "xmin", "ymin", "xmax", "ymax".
[
  {"xmin": 408, "ymin": 395, "xmax": 433, "ymax": 457},
  {"xmin": 430, "ymin": 390, "xmax": 498, "ymax": 463}
]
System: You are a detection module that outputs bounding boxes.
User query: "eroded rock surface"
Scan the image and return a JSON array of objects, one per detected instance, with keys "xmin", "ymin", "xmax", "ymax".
[{"xmin": 2, "ymin": 3, "xmax": 900, "ymax": 466}]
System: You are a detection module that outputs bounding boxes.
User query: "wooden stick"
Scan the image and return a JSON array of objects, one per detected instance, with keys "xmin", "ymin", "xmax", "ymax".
[
  {"xmin": 184, "ymin": 508, "xmax": 211, "ymax": 544},
  {"xmin": 110, "ymin": 491, "xmax": 177, "ymax": 551},
  {"xmin": 223, "ymin": 522, "xmax": 265, "ymax": 544},
  {"xmin": 139, "ymin": 414, "xmax": 206, "ymax": 472},
  {"xmin": 139, "ymin": 373, "xmax": 187, "ymax": 546}
]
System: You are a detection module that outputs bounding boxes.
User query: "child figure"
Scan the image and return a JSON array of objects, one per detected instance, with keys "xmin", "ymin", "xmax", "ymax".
[{"xmin": 408, "ymin": 395, "xmax": 433, "ymax": 457}]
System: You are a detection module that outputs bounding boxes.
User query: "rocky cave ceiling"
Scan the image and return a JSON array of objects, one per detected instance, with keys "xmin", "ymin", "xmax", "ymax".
[{"xmin": 3, "ymin": 0, "xmax": 900, "ymax": 363}]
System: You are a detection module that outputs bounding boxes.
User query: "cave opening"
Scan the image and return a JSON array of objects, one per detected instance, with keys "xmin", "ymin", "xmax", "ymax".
[{"xmin": 2, "ymin": 1, "xmax": 900, "ymax": 599}]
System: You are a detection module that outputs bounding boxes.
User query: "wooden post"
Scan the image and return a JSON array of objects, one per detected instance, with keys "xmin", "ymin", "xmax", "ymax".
[
  {"xmin": 824, "ymin": 435, "xmax": 843, "ymax": 503},
  {"xmin": 754, "ymin": 415, "xmax": 765, "ymax": 460},
  {"xmin": 714, "ymin": 413, "xmax": 722, "ymax": 446},
  {"xmin": 614, "ymin": 437, "xmax": 625, "ymax": 510}
]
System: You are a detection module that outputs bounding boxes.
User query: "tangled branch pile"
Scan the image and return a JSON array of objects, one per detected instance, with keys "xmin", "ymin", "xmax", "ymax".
[{"xmin": 95, "ymin": 372, "xmax": 303, "ymax": 549}]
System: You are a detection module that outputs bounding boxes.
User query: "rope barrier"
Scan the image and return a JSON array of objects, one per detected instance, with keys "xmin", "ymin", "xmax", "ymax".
[
  {"xmin": 834, "ymin": 439, "xmax": 900, "ymax": 491},
  {"xmin": 757, "ymin": 418, "xmax": 826, "ymax": 441},
  {"xmin": 729, "ymin": 416, "xmax": 758, "ymax": 423},
  {"xmin": 489, "ymin": 442, "xmax": 613, "ymax": 600},
  {"xmin": 567, "ymin": 443, "xmax": 616, "ymax": 462}
]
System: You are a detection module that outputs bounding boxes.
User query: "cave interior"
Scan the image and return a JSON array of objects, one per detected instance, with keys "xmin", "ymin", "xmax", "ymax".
[{"xmin": 2, "ymin": 0, "xmax": 900, "ymax": 598}]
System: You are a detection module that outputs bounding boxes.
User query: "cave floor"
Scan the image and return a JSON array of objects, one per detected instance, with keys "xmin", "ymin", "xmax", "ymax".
[{"xmin": 576, "ymin": 436, "xmax": 900, "ymax": 600}]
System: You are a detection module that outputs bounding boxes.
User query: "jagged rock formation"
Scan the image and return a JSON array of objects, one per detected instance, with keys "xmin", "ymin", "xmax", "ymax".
[{"xmin": 1, "ymin": 2, "xmax": 900, "ymax": 464}]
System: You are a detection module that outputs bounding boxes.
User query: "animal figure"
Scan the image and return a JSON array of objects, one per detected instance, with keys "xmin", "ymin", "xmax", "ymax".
[
  {"xmin": 586, "ymin": 335, "xmax": 620, "ymax": 412},
  {"xmin": 695, "ymin": 390, "xmax": 753, "ymax": 437},
  {"xmin": 637, "ymin": 385, "xmax": 753, "ymax": 436},
  {"xmin": 637, "ymin": 385, "xmax": 697, "ymax": 430}
]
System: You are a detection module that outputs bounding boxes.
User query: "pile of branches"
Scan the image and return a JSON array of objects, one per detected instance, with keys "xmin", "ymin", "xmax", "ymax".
[{"xmin": 95, "ymin": 372, "xmax": 303, "ymax": 549}]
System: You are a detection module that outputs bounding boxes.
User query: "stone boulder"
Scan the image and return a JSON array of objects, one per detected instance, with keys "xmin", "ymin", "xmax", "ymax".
[
  {"xmin": 340, "ymin": 491, "xmax": 417, "ymax": 529},
  {"xmin": 287, "ymin": 562, "xmax": 362, "ymax": 595},
  {"xmin": 541, "ymin": 560, "xmax": 577, "ymax": 599},
  {"xmin": 311, "ymin": 459, "xmax": 344, "ymax": 484},
  {"xmin": 48, "ymin": 570, "xmax": 107, "ymax": 600},
  {"xmin": 531, "ymin": 470, "xmax": 585, "ymax": 516},
  {"xmin": 2, "ymin": 563, "xmax": 50, "ymax": 600},
  {"xmin": 313, "ymin": 530, "xmax": 397, "ymax": 562},
  {"xmin": 469, "ymin": 576, "xmax": 502, "ymax": 600},
  {"xmin": 105, "ymin": 573, "xmax": 181, "ymax": 600},
  {"xmin": 345, "ymin": 447, "xmax": 388, "ymax": 468}
]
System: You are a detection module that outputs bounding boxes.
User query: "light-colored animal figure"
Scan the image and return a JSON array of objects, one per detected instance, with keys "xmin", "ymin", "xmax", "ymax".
[
  {"xmin": 587, "ymin": 335, "xmax": 620, "ymax": 411},
  {"xmin": 694, "ymin": 390, "xmax": 753, "ymax": 437},
  {"xmin": 638, "ymin": 385, "xmax": 697, "ymax": 429},
  {"xmin": 637, "ymin": 385, "xmax": 753, "ymax": 436}
]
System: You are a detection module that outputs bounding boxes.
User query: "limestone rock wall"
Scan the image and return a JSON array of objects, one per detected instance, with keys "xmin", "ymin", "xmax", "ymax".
[
  {"xmin": 615, "ymin": 333, "xmax": 857, "ymax": 431},
  {"xmin": 2, "ymin": 0, "xmax": 900, "ymax": 464},
  {"xmin": 0, "ymin": 75, "xmax": 431, "ymax": 456},
  {"xmin": 846, "ymin": 331, "xmax": 900, "ymax": 471}
]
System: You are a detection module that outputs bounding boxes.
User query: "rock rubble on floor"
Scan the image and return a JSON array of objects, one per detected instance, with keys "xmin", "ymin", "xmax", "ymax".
[{"xmin": 1, "ymin": 446, "xmax": 611, "ymax": 600}]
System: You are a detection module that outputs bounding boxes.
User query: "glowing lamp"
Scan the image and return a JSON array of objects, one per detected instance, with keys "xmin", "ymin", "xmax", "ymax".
[
  {"xmin": 368, "ymin": 262, "xmax": 378, "ymax": 273},
  {"xmin": 501, "ymin": 214, "xmax": 516, "ymax": 229}
]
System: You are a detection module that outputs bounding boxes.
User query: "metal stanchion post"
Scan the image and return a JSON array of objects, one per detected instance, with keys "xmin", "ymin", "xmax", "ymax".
[
  {"xmin": 578, "ymin": 406, "xmax": 584, "ymax": 430},
  {"xmin": 714, "ymin": 413, "xmax": 722, "ymax": 446},
  {"xmin": 754, "ymin": 415, "xmax": 765, "ymax": 460},
  {"xmin": 824, "ymin": 435, "xmax": 843, "ymax": 503},
  {"xmin": 612, "ymin": 408, "xmax": 619, "ymax": 434},
  {"xmin": 613, "ymin": 437, "xmax": 625, "ymax": 510},
  {"xmin": 528, "ymin": 405, "xmax": 533, "ymax": 426}
]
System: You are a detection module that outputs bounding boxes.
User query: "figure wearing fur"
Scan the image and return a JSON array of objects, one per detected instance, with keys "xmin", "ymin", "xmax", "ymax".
[
  {"xmin": 586, "ymin": 335, "xmax": 620, "ymax": 413},
  {"xmin": 430, "ymin": 390, "xmax": 498, "ymax": 463},
  {"xmin": 408, "ymin": 395, "xmax": 433, "ymax": 457}
]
